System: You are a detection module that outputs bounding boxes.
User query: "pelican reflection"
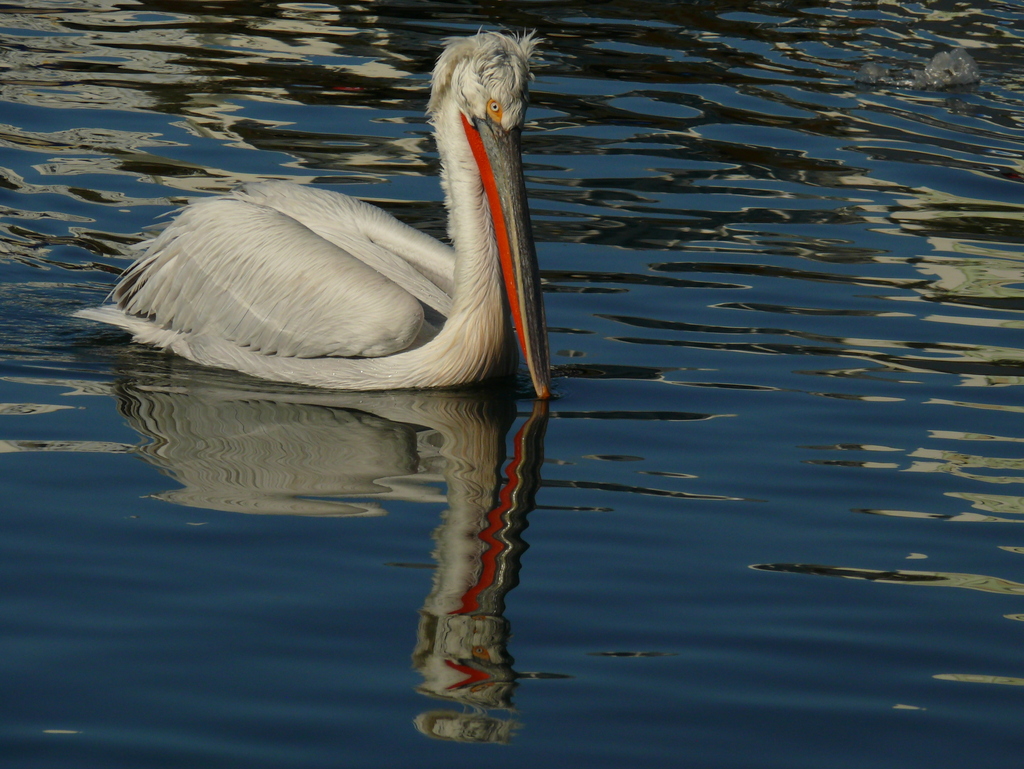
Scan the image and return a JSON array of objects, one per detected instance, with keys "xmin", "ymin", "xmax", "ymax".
[
  {"xmin": 109, "ymin": 364, "xmax": 551, "ymax": 742},
  {"xmin": 113, "ymin": 369, "xmax": 527, "ymax": 516},
  {"xmin": 413, "ymin": 399, "xmax": 547, "ymax": 743}
]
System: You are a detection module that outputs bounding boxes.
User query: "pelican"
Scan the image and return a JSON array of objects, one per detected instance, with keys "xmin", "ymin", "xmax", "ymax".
[{"xmin": 78, "ymin": 32, "xmax": 551, "ymax": 399}]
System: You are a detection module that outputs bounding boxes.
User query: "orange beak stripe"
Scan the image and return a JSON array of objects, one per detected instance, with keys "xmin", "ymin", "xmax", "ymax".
[{"xmin": 460, "ymin": 113, "xmax": 537, "ymax": 389}]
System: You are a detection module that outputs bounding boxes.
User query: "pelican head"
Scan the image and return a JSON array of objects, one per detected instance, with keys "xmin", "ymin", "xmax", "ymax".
[
  {"xmin": 428, "ymin": 32, "xmax": 536, "ymax": 127},
  {"xmin": 429, "ymin": 32, "xmax": 551, "ymax": 399}
]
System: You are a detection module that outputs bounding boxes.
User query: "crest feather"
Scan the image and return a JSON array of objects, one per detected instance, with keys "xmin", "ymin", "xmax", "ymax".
[{"xmin": 428, "ymin": 31, "xmax": 540, "ymax": 118}]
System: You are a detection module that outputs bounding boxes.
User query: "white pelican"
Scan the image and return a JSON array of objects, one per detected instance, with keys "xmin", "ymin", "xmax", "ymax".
[{"xmin": 79, "ymin": 31, "xmax": 551, "ymax": 399}]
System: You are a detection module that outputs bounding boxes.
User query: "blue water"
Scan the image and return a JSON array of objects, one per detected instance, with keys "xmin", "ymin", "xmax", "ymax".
[{"xmin": 4, "ymin": 1, "xmax": 1024, "ymax": 767}]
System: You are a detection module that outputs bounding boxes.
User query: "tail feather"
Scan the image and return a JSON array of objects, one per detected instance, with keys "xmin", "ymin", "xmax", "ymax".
[{"xmin": 75, "ymin": 306, "xmax": 185, "ymax": 350}]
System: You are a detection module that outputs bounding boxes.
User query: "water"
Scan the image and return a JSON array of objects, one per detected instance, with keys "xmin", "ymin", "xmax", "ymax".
[{"xmin": 4, "ymin": 1, "xmax": 1024, "ymax": 766}]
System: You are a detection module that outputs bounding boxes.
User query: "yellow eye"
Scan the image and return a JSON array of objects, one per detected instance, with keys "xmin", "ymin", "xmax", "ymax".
[{"xmin": 487, "ymin": 98, "xmax": 503, "ymax": 122}]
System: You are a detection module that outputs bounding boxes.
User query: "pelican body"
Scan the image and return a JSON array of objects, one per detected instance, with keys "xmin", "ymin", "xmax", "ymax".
[{"xmin": 79, "ymin": 32, "xmax": 551, "ymax": 398}]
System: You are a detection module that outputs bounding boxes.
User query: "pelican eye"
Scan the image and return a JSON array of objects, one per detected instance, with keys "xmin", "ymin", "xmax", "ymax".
[{"xmin": 486, "ymin": 98, "xmax": 503, "ymax": 122}]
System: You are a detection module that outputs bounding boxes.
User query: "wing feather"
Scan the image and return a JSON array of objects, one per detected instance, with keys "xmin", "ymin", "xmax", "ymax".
[
  {"xmin": 115, "ymin": 197, "xmax": 425, "ymax": 358},
  {"xmin": 233, "ymin": 181, "xmax": 456, "ymax": 310}
]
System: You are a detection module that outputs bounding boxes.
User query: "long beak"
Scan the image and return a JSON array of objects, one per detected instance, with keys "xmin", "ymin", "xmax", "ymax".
[{"xmin": 461, "ymin": 114, "xmax": 551, "ymax": 399}]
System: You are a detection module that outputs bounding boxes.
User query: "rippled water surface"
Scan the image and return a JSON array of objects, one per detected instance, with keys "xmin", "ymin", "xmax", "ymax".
[{"xmin": 5, "ymin": 1, "xmax": 1024, "ymax": 766}]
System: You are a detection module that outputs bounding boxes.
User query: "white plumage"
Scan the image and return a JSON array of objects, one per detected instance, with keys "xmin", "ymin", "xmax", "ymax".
[{"xmin": 79, "ymin": 31, "xmax": 551, "ymax": 398}]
